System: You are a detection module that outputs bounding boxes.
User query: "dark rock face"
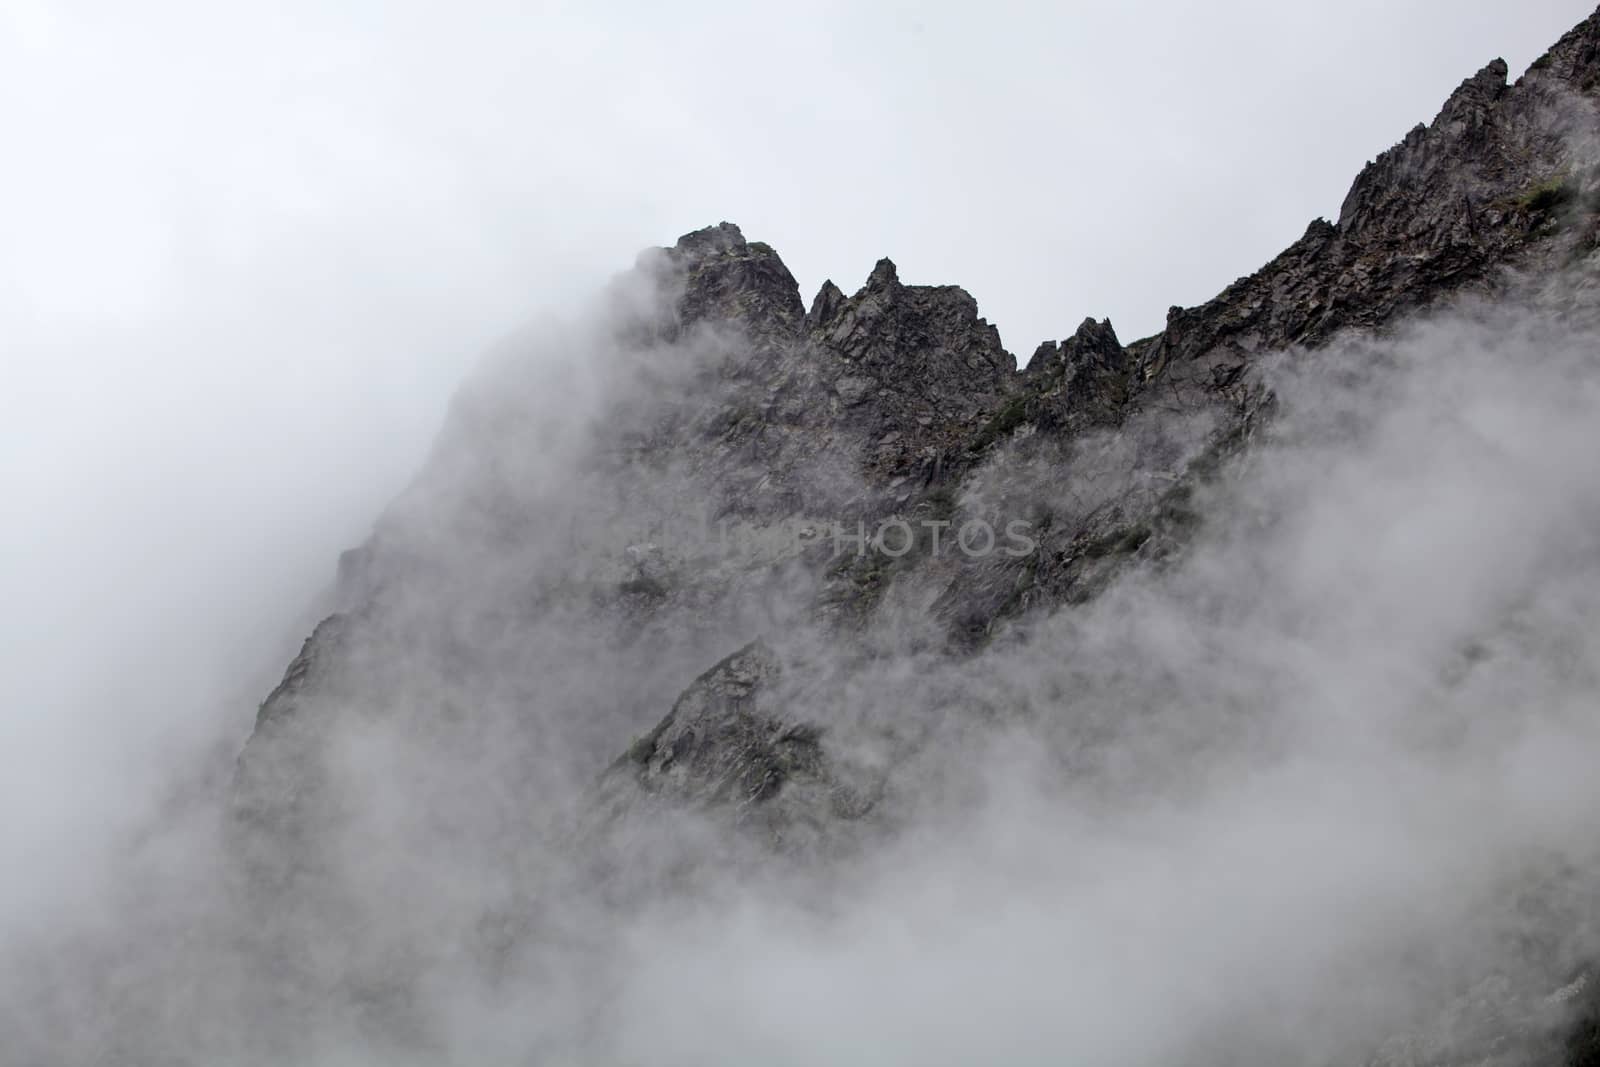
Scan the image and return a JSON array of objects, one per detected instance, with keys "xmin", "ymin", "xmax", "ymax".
[
  {"xmin": 613, "ymin": 640, "xmax": 795, "ymax": 806},
  {"xmin": 595, "ymin": 640, "xmax": 867, "ymax": 848},
  {"xmin": 230, "ymin": 7, "xmax": 1600, "ymax": 1062},
  {"xmin": 1125, "ymin": 31, "xmax": 1599, "ymax": 424},
  {"xmin": 241, "ymin": 3, "xmax": 1600, "ymax": 860},
  {"xmin": 1022, "ymin": 316, "xmax": 1135, "ymax": 433},
  {"xmin": 816, "ymin": 257, "xmax": 1017, "ymax": 429},
  {"xmin": 658, "ymin": 222, "xmax": 807, "ymax": 341}
]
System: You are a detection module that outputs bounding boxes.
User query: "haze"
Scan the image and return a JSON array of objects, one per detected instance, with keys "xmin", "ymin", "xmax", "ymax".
[{"xmin": 2, "ymin": 2, "xmax": 1597, "ymax": 1060}]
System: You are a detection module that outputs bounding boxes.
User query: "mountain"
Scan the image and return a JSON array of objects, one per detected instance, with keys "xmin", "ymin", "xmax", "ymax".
[{"xmin": 214, "ymin": 8, "xmax": 1600, "ymax": 1064}]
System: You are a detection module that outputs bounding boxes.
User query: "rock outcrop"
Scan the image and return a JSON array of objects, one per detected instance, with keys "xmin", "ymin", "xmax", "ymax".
[
  {"xmin": 240, "ymin": 1, "xmax": 1600, "ymax": 884},
  {"xmin": 240, "ymin": 4, "xmax": 1600, "ymax": 870},
  {"xmin": 230, "ymin": 8, "xmax": 1600, "ymax": 1063}
]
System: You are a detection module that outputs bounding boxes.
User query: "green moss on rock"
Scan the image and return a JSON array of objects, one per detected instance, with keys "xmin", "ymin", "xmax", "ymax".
[
  {"xmin": 1522, "ymin": 175, "xmax": 1577, "ymax": 215},
  {"xmin": 971, "ymin": 395, "xmax": 1030, "ymax": 451}
]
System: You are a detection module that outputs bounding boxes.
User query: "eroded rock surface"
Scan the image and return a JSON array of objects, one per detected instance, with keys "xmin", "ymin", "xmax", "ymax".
[{"xmin": 231, "ymin": 9, "xmax": 1600, "ymax": 1063}]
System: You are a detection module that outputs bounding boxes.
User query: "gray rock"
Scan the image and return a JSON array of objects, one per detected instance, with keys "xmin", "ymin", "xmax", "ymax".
[{"xmin": 226, "ymin": 8, "xmax": 1600, "ymax": 1061}]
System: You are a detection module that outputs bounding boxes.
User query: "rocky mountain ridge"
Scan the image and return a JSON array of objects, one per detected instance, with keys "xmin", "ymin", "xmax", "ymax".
[{"xmin": 229, "ymin": 8, "xmax": 1600, "ymax": 1063}]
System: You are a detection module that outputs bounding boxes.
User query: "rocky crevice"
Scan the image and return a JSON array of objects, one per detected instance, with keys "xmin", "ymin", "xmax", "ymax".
[{"xmin": 231, "ymin": 9, "xmax": 1600, "ymax": 1061}]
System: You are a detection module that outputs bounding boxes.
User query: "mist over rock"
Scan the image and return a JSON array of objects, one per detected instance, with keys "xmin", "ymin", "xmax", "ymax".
[{"xmin": 23, "ymin": 7, "xmax": 1600, "ymax": 1065}]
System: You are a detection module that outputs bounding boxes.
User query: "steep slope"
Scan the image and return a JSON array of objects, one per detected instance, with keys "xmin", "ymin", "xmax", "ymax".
[{"xmin": 228, "ymin": 8, "xmax": 1600, "ymax": 1063}]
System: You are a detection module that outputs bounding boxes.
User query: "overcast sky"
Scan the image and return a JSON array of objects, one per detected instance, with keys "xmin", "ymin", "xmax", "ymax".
[{"xmin": 0, "ymin": 0, "xmax": 1595, "ymax": 912}]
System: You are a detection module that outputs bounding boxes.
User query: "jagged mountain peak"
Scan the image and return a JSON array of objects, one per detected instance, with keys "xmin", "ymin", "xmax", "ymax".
[
  {"xmin": 668, "ymin": 219, "xmax": 748, "ymax": 259},
  {"xmin": 806, "ymin": 277, "xmax": 848, "ymax": 328},
  {"xmin": 645, "ymin": 221, "xmax": 806, "ymax": 339},
  {"xmin": 1432, "ymin": 57, "xmax": 1510, "ymax": 131},
  {"xmin": 862, "ymin": 255, "xmax": 901, "ymax": 291},
  {"xmin": 1528, "ymin": 5, "xmax": 1600, "ymax": 86},
  {"xmin": 221, "ymin": 7, "xmax": 1600, "ymax": 1062}
]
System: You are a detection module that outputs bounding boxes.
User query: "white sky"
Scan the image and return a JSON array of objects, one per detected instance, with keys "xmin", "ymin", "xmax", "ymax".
[{"xmin": 0, "ymin": 0, "xmax": 1594, "ymax": 912}]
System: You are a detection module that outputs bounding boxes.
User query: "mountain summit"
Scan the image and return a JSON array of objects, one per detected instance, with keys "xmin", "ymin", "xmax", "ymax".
[{"xmin": 214, "ymin": 7, "xmax": 1600, "ymax": 1064}]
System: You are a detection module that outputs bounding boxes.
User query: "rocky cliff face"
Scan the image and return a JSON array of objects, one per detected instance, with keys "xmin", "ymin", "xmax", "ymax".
[{"xmin": 230, "ymin": 8, "xmax": 1600, "ymax": 1063}]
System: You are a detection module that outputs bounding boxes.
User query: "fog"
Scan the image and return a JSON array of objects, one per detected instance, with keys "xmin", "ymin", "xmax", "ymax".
[
  {"xmin": 5, "ymin": 1, "xmax": 1600, "ymax": 1064},
  {"xmin": 6, "ymin": 245, "xmax": 1600, "ymax": 1064},
  {"xmin": 595, "ymin": 298, "xmax": 1600, "ymax": 1065}
]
